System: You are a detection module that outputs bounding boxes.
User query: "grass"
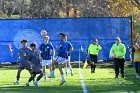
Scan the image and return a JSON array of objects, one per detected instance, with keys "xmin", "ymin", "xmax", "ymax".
[{"xmin": 0, "ymin": 63, "xmax": 140, "ymax": 93}]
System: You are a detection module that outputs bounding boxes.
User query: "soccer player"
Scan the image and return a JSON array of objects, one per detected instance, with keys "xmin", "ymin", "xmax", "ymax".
[
  {"xmin": 14, "ymin": 39, "xmax": 32, "ymax": 84},
  {"xmin": 26, "ymin": 43, "xmax": 43, "ymax": 86},
  {"xmin": 39, "ymin": 36, "xmax": 54, "ymax": 81},
  {"xmin": 86, "ymin": 39, "xmax": 102, "ymax": 74},
  {"xmin": 110, "ymin": 37, "xmax": 126, "ymax": 78},
  {"xmin": 64, "ymin": 36, "xmax": 74, "ymax": 76},
  {"xmin": 50, "ymin": 33, "xmax": 69, "ymax": 86},
  {"xmin": 132, "ymin": 41, "xmax": 140, "ymax": 78}
]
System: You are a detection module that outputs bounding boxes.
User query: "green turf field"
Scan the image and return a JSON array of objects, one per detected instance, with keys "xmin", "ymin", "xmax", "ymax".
[{"xmin": 0, "ymin": 64, "xmax": 140, "ymax": 93}]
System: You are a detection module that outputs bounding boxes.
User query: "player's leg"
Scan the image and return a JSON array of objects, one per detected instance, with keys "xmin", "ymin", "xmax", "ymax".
[
  {"xmin": 26, "ymin": 63, "xmax": 34, "ymax": 81},
  {"xmin": 58, "ymin": 64, "xmax": 66, "ymax": 86},
  {"xmin": 41, "ymin": 60, "xmax": 47, "ymax": 82},
  {"xmin": 14, "ymin": 63, "xmax": 24, "ymax": 84},
  {"xmin": 92, "ymin": 55, "xmax": 98, "ymax": 73},
  {"xmin": 114, "ymin": 58, "xmax": 119, "ymax": 78},
  {"xmin": 34, "ymin": 71, "xmax": 43, "ymax": 87},
  {"xmin": 119, "ymin": 59, "xmax": 125, "ymax": 78},
  {"xmin": 68, "ymin": 56, "xmax": 73, "ymax": 76},
  {"xmin": 64, "ymin": 61, "xmax": 68, "ymax": 76},
  {"xmin": 48, "ymin": 57, "xmax": 58, "ymax": 78},
  {"xmin": 15, "ymin": 68, "xmax": 22, "ymax": 84},
  {"xmin": 58, "ymin": 57, "xmax": 67, "ymax": 86},
  {"xmin": 135, "ymin": 62, "xmax": 139, "ymax": 78},
  {"xmin": 26, "ymin": 73, "xmax": 36, "ymax": 86},
  {"xmin": 137, "ymin": 62, "xmax": 140, "ymax": 78}
]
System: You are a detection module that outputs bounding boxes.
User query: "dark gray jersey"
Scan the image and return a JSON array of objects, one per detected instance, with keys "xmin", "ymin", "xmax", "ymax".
[{"xmin": 18, "ymin": 47, "xmax": 30, "ymax": 62}]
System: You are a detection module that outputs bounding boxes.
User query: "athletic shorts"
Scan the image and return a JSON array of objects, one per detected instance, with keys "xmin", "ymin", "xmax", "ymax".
[
  {"xmin": 54, "ymin": 56, "xmax": 68, "ymax": 65},
  {"xmin": 41, "ymin": 60, "xmax": 52, "ymax": 66},
  {"xmin": 90, "ymin": 54, "xmax": 98, "ymax": 63},
  {"xmin": 18, "ymin": 62, "xmax": 31, "ymax": 70},
  {"xmin": 32, "ymin": 66, "xmax": 42, "ymax": 74}
]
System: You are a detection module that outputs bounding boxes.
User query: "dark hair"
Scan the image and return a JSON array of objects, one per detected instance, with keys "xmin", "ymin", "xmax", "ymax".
[
  {"xmin": 30, "ymin": 43, "xmax": 36, "ymax": 47},
  {"xmin": 21, "ymin": 39, "xmax": 27, "ymax": 43},
  {"xmin": 60, "ymin": 33, "xmax": 66, "ymax": 37}
]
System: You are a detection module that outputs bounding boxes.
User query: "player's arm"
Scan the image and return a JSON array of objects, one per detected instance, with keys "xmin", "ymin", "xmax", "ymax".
[
  {"xmin": 39, "ymin": 50, "xmax": 42, "ymax": 62},
  {"xmin": 86, "ymin": 44, "xmax": 91, "ymax": 57},
  {"xmin": 68, "ymin": 43, "xmax": 73, "ymax": 53},
  {"xmin": 119, "ymin": 44, "xmax": 126, "ymax": 57},
  {"xmin": 97, "ymin": 44, "xmax": 102, "ymax": 50}
]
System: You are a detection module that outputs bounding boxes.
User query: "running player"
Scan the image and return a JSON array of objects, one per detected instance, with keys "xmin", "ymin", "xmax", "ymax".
[
  {"xmin": 64, "ymin": 36, "xmax": 74, "ymax": 76},
  {"xmin": 14, "ymin": 39, "xmax": 32, "ymax": 84},
  {"xmin": 39, "ymin": 36, "xmax": 54, "ymax": 81},
  {"xmin": 26, "ymin": 43, "xmax": 43, "ymax": 86}
]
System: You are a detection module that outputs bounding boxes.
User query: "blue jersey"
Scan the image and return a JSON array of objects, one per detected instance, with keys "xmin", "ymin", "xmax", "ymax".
[
  {"xmin": 66, "ymin": 41, "xmax": 73, "ymax": 56},
  {"xmin": 39, "ymin": 43, "xmax": 53, "ymax": 60},
  {"xmin": 57, "ymin": 41, "xmax": 69, "ymax": 59},
  {"xmin": 18, "ymin": 47, "xmax": 30, "ymax": 63},
  {"xmin": 28, "ymin": 50, "xmax": 40, "ymax": 66}
]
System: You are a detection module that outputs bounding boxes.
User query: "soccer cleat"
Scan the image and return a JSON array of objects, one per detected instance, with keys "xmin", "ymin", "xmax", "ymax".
[
  {"xmin": 34, "ymin": 81, "xmax": 38, "ymax": 87},
  {"xmin": 26, "ymin": 82, "xmax": 29, "ymax": 86},
  {"xmin": 60, "ymin": 80, "xmax": 66, "ymax": 86},
  {"xmin": 71, "ymin": 72, "xmax": 73, "ymax": 76},
  {"xmin": 121, "ymin": 74, "xmax": 124, "ymax": 78},
  {"xmin": 14, "ymin": 80, "xmax": 19, "ymax": 84}
]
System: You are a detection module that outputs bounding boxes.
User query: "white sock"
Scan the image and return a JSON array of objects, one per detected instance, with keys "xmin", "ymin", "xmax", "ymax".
[
  {"xmin": 64, "ymin": 67, "xmax": 68, "ymax": 74},
  {"xmin": 61, "ymin": 75, "xmax": 65, "ymax": 81},
  {"xmin": 51, "ymin": 70, "xmax": 54, "ymax": 76},
  {"xmin": 69, "ymin": 65, "xmax": 73, "ymax": 73}
]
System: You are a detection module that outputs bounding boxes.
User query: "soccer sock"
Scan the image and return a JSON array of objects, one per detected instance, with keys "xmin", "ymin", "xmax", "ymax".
[
  {"xmin": 69, "ymin": 65, "xmax": 73, "ymax": 73},
  {"xmin": 28, "ymin": 77, "xmax": 34, "ymax": 82},
  {"xmin": 51, "ymin": 70, "xmax": 54, "ymax": 76},
  {"xmin": 64, "ymin": 67, "xmax": 68, "ymax": 74},
  {"xmin": 93, "ymin": 65, "xmax": 96, "ymax": 71},
  {"xmin": 16, "ymin": 76, "xmax": 20, "ymax": 81},
  {"xmin": 91, "ymin": 64, "xmax": 94, "ymax": 70},
  {"xmin": 36, "ymin": 73, "xmax": 43, "ymax": 81},
  {"xmin": 61, "ymin": 75, "xmax": 65, "ymax": 81}
]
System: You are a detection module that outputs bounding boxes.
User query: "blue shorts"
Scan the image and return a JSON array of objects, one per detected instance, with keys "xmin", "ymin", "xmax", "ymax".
[
  {"xmin": 18, "ymin": 62, "xmax": 32, "ymax": 70},
  {"xmin": 32, "ymin": 66, "xmax": 42, "ymax": 74}
]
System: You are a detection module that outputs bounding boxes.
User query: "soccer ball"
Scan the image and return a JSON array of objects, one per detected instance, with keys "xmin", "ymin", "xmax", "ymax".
[
  {"xmin": 40, "ymin": 30, "xmax": 47, "ymax": 37},
  {"xmin": 109, "ymin": 53, "xmax": 115, "ymax": 58}
]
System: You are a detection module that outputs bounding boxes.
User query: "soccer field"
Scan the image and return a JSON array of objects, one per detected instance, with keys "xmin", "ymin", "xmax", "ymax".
[{"xmin": 0, "ymin": 64, "xmax": 140, "ymax": 93}]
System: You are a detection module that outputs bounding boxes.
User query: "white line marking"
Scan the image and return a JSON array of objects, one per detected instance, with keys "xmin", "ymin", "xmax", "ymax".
[{"xmin": 78, "ymin": 68, "xmax": 88, "ymax": 93}]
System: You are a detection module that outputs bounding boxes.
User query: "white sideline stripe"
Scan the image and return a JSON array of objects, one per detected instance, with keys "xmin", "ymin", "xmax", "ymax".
[{"xmin": 78, "ymin": 68, "xmax": 88, "ymax": 93}]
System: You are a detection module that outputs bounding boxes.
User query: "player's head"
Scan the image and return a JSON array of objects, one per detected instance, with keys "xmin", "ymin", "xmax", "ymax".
[
  {"xmin": 93, "ymin": 38, "xmax": 98, "ymax": 44},
  {"xmin": 44, "ymin": 36, "xmax": 49, "ymax": 44},
  {"xmin": 64, "ymin": 35, "xmax": 68, "ymax": 41},
  {"xmin": 60, "ymin": 33, "xmax": 66, "ymax": 41},
  {"xmin": 21, "ymin": 39, "xmax": 27, "ymax": 48},
  {"xmin": 115, "ymin": 37, "xmax": 121, "ymax": 44},
  {"xmin": 30, "ymin": 43, "xmax": 36, "ymax": 50}
]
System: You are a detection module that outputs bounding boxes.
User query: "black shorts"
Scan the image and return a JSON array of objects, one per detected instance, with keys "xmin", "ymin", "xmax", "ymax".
[{"xmin": 90, "ymin": 54, "xmax": 98, "ymax": 63}]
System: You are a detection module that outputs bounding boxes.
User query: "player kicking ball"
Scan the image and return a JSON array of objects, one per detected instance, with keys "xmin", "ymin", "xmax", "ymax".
[
  {"xmin": 14, "ymin": 39, "xmax": 32, "ymax": 84},
  {"xmin": 26, "ymin": 43, "xmax": 43, "ymax": 87},
  {"xmin": 50, "ymin": 33, "xmax": 69, "ymax": 86},
  {"xmin": 39, "ymin": 36, "xmax": 54, "ymax": 82}
]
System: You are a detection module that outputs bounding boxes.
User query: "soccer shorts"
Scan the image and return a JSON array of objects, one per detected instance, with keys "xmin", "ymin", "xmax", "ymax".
[
  {"xmin": 90, "ymin": 54, "xmax": 98, "ymax": 63},
  {"xmin": 54, "ymin": 56, "xmax": 68, "ymax": 65},
  {"xmin": 18, "ymin": 62, "xmax": 32, "ymax": 70},
  {"xmin": 41, "ymin": 60, "xmax": 52, "ymax": 66},
  {"xmin": 32, "ymin": 66, "xmax": 42, "ymax": 74}
]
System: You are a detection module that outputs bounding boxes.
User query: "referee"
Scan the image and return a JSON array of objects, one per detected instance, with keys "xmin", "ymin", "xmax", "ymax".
[
  {"xmin": 110, "ymin": 37, "xmax": 126, "ymax": 78},
  {"xmin": 86, "ymin": 39, "xmax": 102, "ymax": 74}
]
